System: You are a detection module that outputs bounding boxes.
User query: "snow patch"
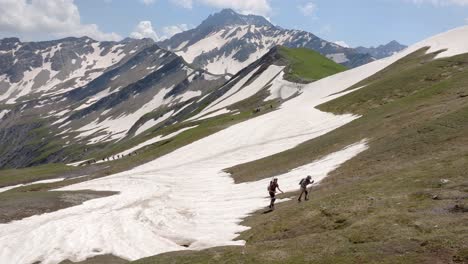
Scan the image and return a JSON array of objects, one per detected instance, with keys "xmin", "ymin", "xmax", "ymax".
[
  {"xmin": 0, "ymin": 178, "xmax": 65, "ymax": 193},
  {"xmin": 119, "ymin": 125, "xmax": 198, "ymax": 157},
  {"xmin": 2, "ymin": 26, "xmax": 468, "ymax": 264},
  {"xmin": 175, "ymin": 90, "xmax": 201, "ymax": 102},
  {"xmin": 326, "ymin": 53, "xmax": 349, "ymax": 64},
  {"xmin": 0, "ymin": 110, "xmax": 9, "ymax": 120},
  {"xmin": 193, "ymin": 65, "xmax": 284, "ymax": 120},
  {"xmin": 134, "ymin": 110, "xmax": 175, "ymax": 136},
  {"xmin": 196, "ymin": 108, "xmax": 231, "ymax": 121},
  {"xmin": 76, "ymin": 87, "xmax": 174, "ymax": 142},
  {"xmin": 265, "ymin": 71, "xmax": 303, "ymax": 101}
]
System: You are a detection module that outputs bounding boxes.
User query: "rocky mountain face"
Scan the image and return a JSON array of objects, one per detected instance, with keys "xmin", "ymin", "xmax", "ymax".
[
  {"xmin": 159, "ymin": 9, "xmax": 374, "ymax": 75},
  {"xmin": 0, "ymin": 37, "xmax": 226, "ymax": 168},
  {"xmin": 0, "ymin": 37, "xmax": 156, "ymax": 105},
  {"xmin": 0, "ymin": 9, "xmax": 399, "ymax": 169},
  {"xmin": 355, "ymin": 40, "xmax": 407, "ymax": 59}
]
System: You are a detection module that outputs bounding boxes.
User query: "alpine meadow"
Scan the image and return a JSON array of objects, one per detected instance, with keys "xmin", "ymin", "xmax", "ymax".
[{"xmin": 0, "ymin": 2, "xmax": 466, "ymax": 264}]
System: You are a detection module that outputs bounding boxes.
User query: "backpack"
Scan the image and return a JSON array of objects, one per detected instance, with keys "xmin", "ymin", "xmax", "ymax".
[
  {"xmin": 267, "ymin": 181, "xmax": 276, "ymax": 192},
  {"xmin": 299, "ymin": 178, "xmax": 304, "ymax": 185}
]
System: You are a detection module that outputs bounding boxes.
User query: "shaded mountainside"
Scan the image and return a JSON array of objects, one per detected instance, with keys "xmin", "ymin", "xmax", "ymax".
[
  {"xmin": 356, "ymin": 40, "xmax": 407, "ymax": 59},
  {"xmin": 0, "ymin": 36, "xmax": 155, "ymax": 104},
  {"xmin": 159, "ymin": 9, "xmax": 373, "ymax": 75},
  {"xmin": 0, "ymin": 37, "xmax": 226, "ymax": 168},
  {"xmin": 0, "ymin": 36, "xmax": 343, "ymax": 169}
]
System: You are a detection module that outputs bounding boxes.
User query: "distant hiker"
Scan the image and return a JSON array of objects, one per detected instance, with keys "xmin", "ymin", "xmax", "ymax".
[
  {"xmin": 267, "ymin": 178, "xmax": 283, "ymax": 210},
  {"xmin": 298, "ymin": 175, "xmax": 314, "ymax": 202}
]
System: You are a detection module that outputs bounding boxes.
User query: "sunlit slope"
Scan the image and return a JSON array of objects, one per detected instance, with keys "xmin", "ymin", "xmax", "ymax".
[
  {"xmin": 0, "ymin": 43, "xmax": 366, "ymax": 264},
  {"xmin": 132, "ymin": 26, "xmax": 468, "ymax": 264},
  {"xmin": 278, "ymin": 46, "xmax": 347, "ymax": 82},
  {"xmin": 1, "ymin": 25, "xmax": 468, "ymax": 264}
]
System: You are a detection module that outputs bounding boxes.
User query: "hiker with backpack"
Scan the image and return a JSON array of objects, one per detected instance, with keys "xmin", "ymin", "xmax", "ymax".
[
  {"xmin": 298, "ymin": 175, "xmax": 314, "ymax": 202},
  {"xmin": 267, "ymin": 178, "xmax": 283, "ymax": 210}
]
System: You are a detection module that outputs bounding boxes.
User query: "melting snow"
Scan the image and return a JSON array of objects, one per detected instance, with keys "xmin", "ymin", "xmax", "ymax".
[
  {"xmin": 326, "ymin": 53, "xmax": 349, "ymax": 64},
  {"xmin": 134, "ymin": 110, "xmax": 175, "ymax": 136},
  {"xmin": 0, "ymin": 53, "xmax": 366, "ymax": 263},
  {"xmin": 0, "ymin": 41, "xmax": 128, "ymax": 104},
  {"xmin": 195, "ymin": 108, "xmax": 231, "ymax": 121},
  {"xmin": 175, "ymin": 90, "xmax": 201, "ymax": 102},
  {"xmin": 1, "ymin": 26, "xmax": 468, "ymax": 264},
  {"xmin": 76, "ymin": 87, "xmax": 173, "ymax": 142},
  {"xmin": 192, "ymin": 65, "xmax": 284, "ymax": 121},
  {"xmin": 265, "ymin": 71, "xmax": 303, "ymax": 101},
  {"xmin": 0, "ymin": 178, "xmax": 65, "ymax": 193},
  {"xmin": 173, "ymin": 103, "xmax": 193, "ymax": 116},
  {"xmin": 119, "ymin": 125, "xmax": 198, "ymax": 157},
  {"xmin": 0, "ymin": 110, "xmax": 9, "ymax": 120}
]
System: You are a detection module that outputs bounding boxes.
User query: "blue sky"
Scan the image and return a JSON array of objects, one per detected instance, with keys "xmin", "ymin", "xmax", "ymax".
[{"xmin": 0, "ymin": 0, "xmax": 467, "ymax": 47}]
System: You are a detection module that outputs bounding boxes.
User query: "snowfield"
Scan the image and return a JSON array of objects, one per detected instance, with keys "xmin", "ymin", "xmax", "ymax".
[
  {"xmin": 189, "ymin": 65, "xmax": 283, "ymax": 121},
  {"xmin": 0, "ymin": 65, "xmax": 364, "ymax": 263},
  {"xmin": 0, "ymin": 178, "xmax": 65, "ymax": 194},
  {"xmin": 1, "ymin": 26, "xmax": 468, "ymax": 264}
]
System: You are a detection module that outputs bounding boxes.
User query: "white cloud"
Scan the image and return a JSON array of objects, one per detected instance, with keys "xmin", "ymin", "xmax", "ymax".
[
  {"xmin": 0, "ymin": 0, "xmax": 121, "ymax": 41},
  {"xmin": 298, "ymin": 2, "xmax": 316, "ymax": 16},
  {"xmin": 162, "ymin": 24, "xmax": 191, "ymax": 39},
  {"xmin": 171, "ymin": 0, "xmax": 193, "ymax": 9},
  {"xmin": 196, "ymin": 0, "xmax": 272, "ymax": 16},
  {"xmin": 130, "ymin": 21, "xmax": 159, "ymax": 41},
  {"xmin": 141, "ymin": 0, "xmax": 156, "ymax": 5},
  {"xmin": 130, "ymin": 21, "xmax": 192, "ymax": 41},
  {"xmin": 319, "ymin": 24, "xmax": 332, "ymax": 35},
  {"xmin": 465, "ymin": 17, "xmax": 468, "ymax": 23},
  {"xmin": 409, "ymin": 0, "xmax": 468, "ymax": 5},
  {"xmin": 167, "ymin": 0, "xmax": 272, "ymax": 15},
  {"xmin": 334, "ymin": 41, "xmax": 350, "ymax": 48}
]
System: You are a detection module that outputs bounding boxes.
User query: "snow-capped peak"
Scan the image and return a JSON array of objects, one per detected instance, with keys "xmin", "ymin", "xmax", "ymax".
[{"xmin": 159, "ymin": 9, "xmax": 373, "ymax": 75}]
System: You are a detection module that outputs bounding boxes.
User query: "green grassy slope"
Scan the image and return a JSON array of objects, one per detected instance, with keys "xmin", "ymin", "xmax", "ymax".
[
  {"xmin": 132, "ymin": 49, "xmax": 468, "ymax": 263},
  {"xmin": 0, "ymin": 164, "xmax": 76, "ymax": 187},
  {"xmin": 278, "ymin": 46, "xmax": 347, "ymax": 83}
]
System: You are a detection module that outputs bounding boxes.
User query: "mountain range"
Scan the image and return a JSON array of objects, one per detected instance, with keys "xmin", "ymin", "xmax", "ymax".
[
  {"xmin": 159, "ymin": 9, "xmax": 374, "ymax": 75},
  {"xmin": 0, "ymin": 9, "xmax": 404, "ymax": 168},
  {"xmin": 355, "ymin": 40, "xmax": 407, "ymax": 59},
  {"xmin": 1, "ymin": 7, "xmax": 467, "ymax": 264}
]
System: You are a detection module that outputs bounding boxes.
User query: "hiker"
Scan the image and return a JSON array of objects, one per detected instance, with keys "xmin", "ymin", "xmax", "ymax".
[
  {"xmin": 298, "ymin": 175, "xmax": 314, "ymax": 202},
  {"xmin": 267, "ymin": 178, "xmax": 283, "ymax": 210}
]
